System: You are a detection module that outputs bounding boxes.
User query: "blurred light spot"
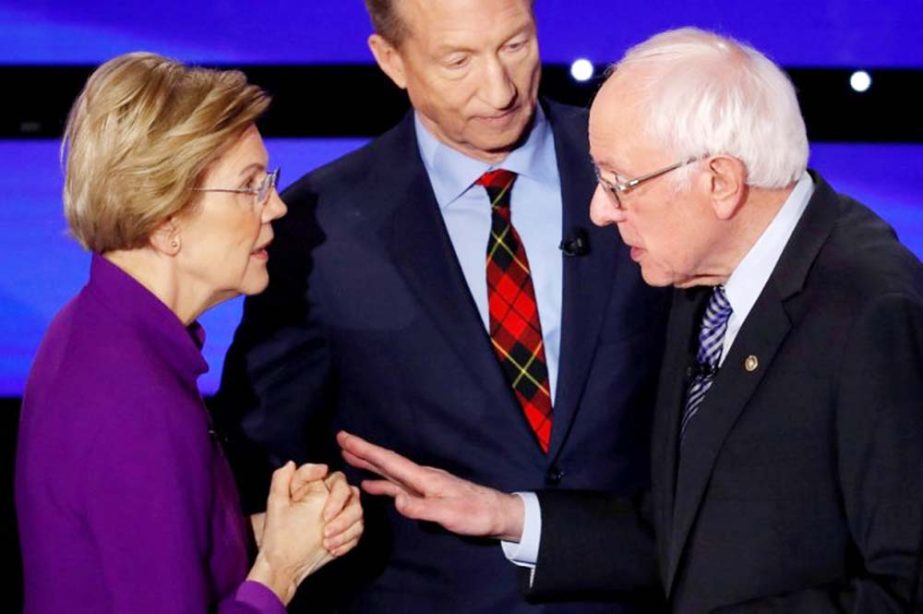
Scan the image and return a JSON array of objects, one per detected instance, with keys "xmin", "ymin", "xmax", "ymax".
[
  {"xmin": 570, "ymin": 58, "xmax": 594, "ymax": 82},
  {"xmin": 850, "ymin": 70, "xmax": 871, "ymax": 93}
]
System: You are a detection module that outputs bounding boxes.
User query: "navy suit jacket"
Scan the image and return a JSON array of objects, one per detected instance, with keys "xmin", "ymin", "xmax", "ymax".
[
  {"xmin": 531, "ymin": 173, "xmax": 923, "ymax": 612},
  {"xmin": 217, "ymin": 100, "xmax": 670, "ymax": 613}
]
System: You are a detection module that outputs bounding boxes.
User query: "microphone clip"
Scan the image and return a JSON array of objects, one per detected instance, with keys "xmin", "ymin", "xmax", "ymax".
[
  {"xmin": 559, "ymin": 228, "xmax": 589, "ymax": 257},
  {"xmin": 686, "ymin": 362, "xmax": 718, "ymax": 379}
]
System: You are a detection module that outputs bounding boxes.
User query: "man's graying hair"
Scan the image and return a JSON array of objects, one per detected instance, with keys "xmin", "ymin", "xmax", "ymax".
[
  {"xmin": 613, "ymin": 27, "xmax": 808, "ymax": 189},
  {"xmin": 364, "ymin": 0, "xmax": 410, "ymax": 46},
  {"xmin": 364, "ymin": 0, "xmax": 536, "ymax": 47}
]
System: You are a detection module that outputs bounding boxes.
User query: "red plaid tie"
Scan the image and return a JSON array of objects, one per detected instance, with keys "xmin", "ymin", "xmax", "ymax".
[{"xmin": 478, "ymin": 169, "xmax": 553, "ymax": 453}]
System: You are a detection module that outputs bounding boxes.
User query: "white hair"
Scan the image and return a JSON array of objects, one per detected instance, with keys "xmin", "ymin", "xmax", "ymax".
[{"xmin": 612, "ymin": 27, "xmax": 808, "ymax": 189}]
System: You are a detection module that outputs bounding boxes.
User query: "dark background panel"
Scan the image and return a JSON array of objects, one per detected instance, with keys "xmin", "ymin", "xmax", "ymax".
[{"xmin": 4, "ymin": 65, "xmax": 923, "ymax": 141}]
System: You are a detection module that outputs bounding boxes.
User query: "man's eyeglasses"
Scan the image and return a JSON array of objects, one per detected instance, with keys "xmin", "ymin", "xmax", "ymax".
[
  {"xmin": 193, "ymin": 168, "xmax": 280, "ymax": 209},
  {"xmin": 594, "ymin": 158, "xmax": 699, "ymax": 209}
]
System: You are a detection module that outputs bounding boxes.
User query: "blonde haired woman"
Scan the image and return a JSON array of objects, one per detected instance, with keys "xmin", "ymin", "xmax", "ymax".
[{"xmin": 15, "ymin": 53, "xmax": 362, "ymax": 613}]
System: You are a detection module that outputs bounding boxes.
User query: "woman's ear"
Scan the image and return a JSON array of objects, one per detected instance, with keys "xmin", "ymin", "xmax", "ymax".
[{"xmin": 150, "ymin": 217, "xmax": 181, "ymax": 256}]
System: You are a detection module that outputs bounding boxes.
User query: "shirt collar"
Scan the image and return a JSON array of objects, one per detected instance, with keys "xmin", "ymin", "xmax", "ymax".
[
  {"xmin": 414, "ymin": 104, "xmax": 558, "ymax": 210},
  {"xmin": 723, "ymin": 172, "xmax": 814, "ymax": 319}
]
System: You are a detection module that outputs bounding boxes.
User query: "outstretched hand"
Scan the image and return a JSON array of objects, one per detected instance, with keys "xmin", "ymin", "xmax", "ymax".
[{"xmin": 337, "ymin": 431, "xmax": 524, "ymax": 542}]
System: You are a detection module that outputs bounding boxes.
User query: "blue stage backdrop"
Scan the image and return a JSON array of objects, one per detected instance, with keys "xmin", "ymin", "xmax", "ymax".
[
  {"xmin": 0, "ymin": 139, "xmax": 920, "ymax": 396},
  {"xmin": 1, "ymin": 0, "xmax": 921, "ymax": 67}
]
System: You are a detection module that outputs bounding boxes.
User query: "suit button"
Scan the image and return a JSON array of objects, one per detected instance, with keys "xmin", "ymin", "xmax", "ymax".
[{"xmin": 545, "ymin": 466, "xmax": 565, "ymax": 486}]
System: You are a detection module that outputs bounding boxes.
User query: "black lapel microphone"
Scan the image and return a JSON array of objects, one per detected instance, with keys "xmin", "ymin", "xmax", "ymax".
[
  {"xmin": 559, "ymin": 227, "xmax": 589, "ymax": 257},
  {"xmin": 686, "ymin": 362, "xmax": 718, "ymax": 379}
]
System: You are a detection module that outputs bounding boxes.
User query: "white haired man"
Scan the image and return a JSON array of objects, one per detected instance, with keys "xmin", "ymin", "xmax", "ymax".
[{"xmin": 338, "ymin": 27, "xmax": 923, "ymax": 611}]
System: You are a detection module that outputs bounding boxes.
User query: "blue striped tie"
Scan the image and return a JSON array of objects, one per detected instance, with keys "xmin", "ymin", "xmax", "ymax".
[{"xmin": 681, "ymin": 286, "xmax": 733, "ymax": 440}]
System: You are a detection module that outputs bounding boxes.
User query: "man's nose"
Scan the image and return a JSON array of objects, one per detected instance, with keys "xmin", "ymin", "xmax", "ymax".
[
  {"xmin": 481, "ymin": 57, "xmax": 516, "ymax": 109},
  {"xmin": 589, "ymin": 186, "xmax": 626, "ymax": 227}
]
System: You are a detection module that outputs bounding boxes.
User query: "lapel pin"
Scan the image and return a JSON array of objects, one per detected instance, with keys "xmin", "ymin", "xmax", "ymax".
[{"xmin": 744, "ymin": 355, "xmax": 759, "ymax": 372}]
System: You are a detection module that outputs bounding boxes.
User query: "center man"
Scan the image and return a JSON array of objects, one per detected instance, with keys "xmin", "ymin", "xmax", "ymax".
[{"xmin": 218, "ymin": 1, "xmax": 669, "ymax": 612}]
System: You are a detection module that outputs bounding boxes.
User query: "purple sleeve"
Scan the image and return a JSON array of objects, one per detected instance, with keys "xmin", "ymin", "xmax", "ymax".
[
  {"xmin": 80, "ymin": 390, "xmax": 283, "ymax": 613},
  {"xmin": 220, "ymin": 581, "xmax": 287, "ymax": 614}
]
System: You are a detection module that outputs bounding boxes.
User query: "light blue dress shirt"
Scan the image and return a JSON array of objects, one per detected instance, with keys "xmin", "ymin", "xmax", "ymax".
[
  {"xmin": 414, "ymin": 107, "xmax": 563, "ymax": 402},
  {"xmin": 506, "ymin": 172, "xmax": 816, "ymax": 569}
]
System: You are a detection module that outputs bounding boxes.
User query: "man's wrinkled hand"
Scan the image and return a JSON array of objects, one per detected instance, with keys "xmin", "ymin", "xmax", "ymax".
[{"xmin": 337, "ymin": 431, "xmax": 523, "ymax": 542}]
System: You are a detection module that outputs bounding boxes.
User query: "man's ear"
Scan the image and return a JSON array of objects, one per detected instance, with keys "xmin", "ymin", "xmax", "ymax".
[
  {"xmin": 705, "ymin": 155, "xmax": 748, "ymax": 220},
  {"xmin": 368, "ymin": 33, "xmax": 408, "ymax": 90},
  {"xmin": 150, "ymin": 217, "xmax": 181, "ymax": 256}
]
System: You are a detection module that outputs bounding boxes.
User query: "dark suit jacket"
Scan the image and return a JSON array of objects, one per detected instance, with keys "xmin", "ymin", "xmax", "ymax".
[
  {"xmin": 216, "ymin": 100, "xmax": 670, "ymax": 613},
  {"xmin": 531, "ymin": 173, "xmax": 923, "ymax": 612}
]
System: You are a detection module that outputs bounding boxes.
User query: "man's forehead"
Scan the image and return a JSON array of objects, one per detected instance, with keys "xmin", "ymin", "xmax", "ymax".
[
  {"xmin": 399, "ymin": 0, "xmax": 533, "ymax": 28},
  {"xmin": 589, "ymin": 83, "xmax": 627, "ymax": 147}
]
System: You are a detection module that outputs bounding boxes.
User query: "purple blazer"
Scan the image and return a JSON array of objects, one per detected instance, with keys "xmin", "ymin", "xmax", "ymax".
[{"xmin": 16, "ymin": 255, "xmax": 284, "ymax": 613}]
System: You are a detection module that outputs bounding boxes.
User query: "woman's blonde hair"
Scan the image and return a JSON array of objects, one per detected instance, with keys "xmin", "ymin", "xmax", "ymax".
[{"xmin": 62, "ymin": 52, "xmax": 270, "ymax": 252}]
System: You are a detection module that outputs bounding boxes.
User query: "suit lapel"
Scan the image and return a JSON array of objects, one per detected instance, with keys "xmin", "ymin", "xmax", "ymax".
[
  {"xmin": 542, "ymin": 101, "xmax": 620, "ymax": 458},
  {"xmin": 663, "ymin": 171, "xmax": 840, "ymax": 594},
  {"xmin": 653, "ymin": 287, "xmax": 707, "ymax": 579},
  {"xmin": 384, "ymin": 116, "xmax": 518, "ymax": 418},
  {"xmin": 665, "ymin": 289, "xmax": 791, "ymax": 592}
]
